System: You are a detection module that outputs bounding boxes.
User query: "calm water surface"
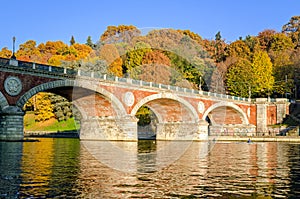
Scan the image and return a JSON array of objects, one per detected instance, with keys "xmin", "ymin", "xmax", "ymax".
[{"xmin": 1, "ymin": 138, "xmax": 300, "ymax": 198}]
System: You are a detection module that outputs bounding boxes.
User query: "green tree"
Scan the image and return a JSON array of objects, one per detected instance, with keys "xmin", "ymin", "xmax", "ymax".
[
  {"xmin": 225, "ymin": 58, "xmax": 253, "ymax": 97},
  {"xmin": 282, "ymin": 15, "xmax": 300, "ymax": 48},
  {"xmin": 136, "ymin": 106, "xmax": 152, "ymax": 126},
  {"xmin": 124, "ymin": 42, "xmax": 152, "ymax": 77},
  {"xmin": 213, "ymin": 31, "xmax": 227, "ymax": 62},
  {"xmin": 49, "ymin": 94, "xmax": 73, "ymax": 121},
  {"xmin": 70, "ymin": 36, "xmax": 76, "ymax": 45},
  {"xmin": 86, "ymin": 36, "xmax": 94, "ymax": 48},
  {"xmin": 244, "ymin": 35, "xmax": 260, "ymax": 52}
]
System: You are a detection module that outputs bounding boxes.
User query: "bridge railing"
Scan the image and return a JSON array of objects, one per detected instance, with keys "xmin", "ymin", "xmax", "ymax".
[{"xmin": 1, "ymin": 57, "xmax": 260, "ymax": 102}]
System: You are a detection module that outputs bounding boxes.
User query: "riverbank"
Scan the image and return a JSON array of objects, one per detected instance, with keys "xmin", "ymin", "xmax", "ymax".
[
  {"xmin": 210, "ymin": 136, "xmax": 300, "ymax": 142},
  {"xmin": 24, "ymin": 131, "xmax": 300, "ymax": 142},
  {"xmin": 25, "ymin": 130, "xmax": 79, "ymax": 138}
]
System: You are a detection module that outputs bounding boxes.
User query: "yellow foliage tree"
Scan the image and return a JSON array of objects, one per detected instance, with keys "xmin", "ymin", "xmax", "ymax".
[
  {"xmin": 0, "ymin": 47, "xmax": 12, "ymax": 58},
  {"xmin": 99, "ymin": 44, "xmax": 123, "ymax": 76}
]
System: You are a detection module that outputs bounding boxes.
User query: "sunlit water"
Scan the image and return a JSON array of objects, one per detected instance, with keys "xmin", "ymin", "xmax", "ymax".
[{"xmin": 1, "ymin": 138, "xmax": 300, "ymax": 198}]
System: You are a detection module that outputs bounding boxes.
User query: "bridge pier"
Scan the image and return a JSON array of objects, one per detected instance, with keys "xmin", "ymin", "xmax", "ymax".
[
  {"xmin": 209, "ymin": 124, "xmax": 256, "ymax": 136},
  {"xmin": 156, "ymin": 120, "xmax": 209, "ymax": 141},
  {"xmin": 80, "ymin": 115, "xmax": 138, "ymax": 141},
  {"xmin": 256, "ymin": 98, "xmax": 289, "ymax": 135},
  {"xmin": 0, "ymin": 106, "xmax": 25, "ymax": 141}
]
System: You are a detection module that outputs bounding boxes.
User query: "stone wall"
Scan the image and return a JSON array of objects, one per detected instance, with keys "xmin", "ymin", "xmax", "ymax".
[
  {"xmin": 156, "ymin": 121, "xmax": 208, "ymax": 141},
  {"xmin": 80, "ymin": 116, "xmax": 137, "ymax": 141},
  {"xmin": 0, "ymin": 106, "xmax": 24, "ymax": 141},
  {"xmin": 209, "ymin": 124, "xmax": 256, "ymax": 136}
]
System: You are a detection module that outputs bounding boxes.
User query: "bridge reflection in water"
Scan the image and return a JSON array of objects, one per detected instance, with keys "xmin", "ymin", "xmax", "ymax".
[{"xmin": 1, "ymin": 137, "xmax": 300, "ymax": 198}]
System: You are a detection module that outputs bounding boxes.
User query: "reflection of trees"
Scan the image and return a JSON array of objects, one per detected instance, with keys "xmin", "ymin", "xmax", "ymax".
[
  {"xmin": 20, "ymin": 139, "xmax": 54, "ymax": 197},
  {"xmin": 19, "ymin": 138, "xmax": 81, "ymax": 197}
]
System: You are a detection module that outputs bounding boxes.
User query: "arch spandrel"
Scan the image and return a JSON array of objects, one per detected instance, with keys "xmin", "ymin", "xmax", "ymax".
[
  {"xmin": 16, "ymin": 79, "xmax": 127, "ymax": 117},
  {"xmin": 202, "ymin": 101, "xmax": 249, "ymax": 125},
  {"xmin": 130, "ymin": 93, "xmax": 199, "ymax": 123}
]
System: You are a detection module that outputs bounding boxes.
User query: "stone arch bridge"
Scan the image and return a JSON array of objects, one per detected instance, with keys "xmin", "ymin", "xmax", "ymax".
[{"xmin": 0, "ymin": 58, "xmax": 289, "ymax": 141}]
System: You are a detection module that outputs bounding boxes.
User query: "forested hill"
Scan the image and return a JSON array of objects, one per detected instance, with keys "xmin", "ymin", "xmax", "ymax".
[{"xmin": 1, "ymin": 16, "xmax": 300, "ymax": 126}]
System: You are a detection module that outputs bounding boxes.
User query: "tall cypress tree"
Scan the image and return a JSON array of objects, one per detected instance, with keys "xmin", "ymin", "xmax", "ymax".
[{"xmin": 70, "ymin": 36, "xmax": 75, "ymax": 45}]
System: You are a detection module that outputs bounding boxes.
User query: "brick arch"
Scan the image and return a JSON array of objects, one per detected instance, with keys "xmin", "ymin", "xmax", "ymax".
[
  {"xmin": 16, "ymin": 79, "xmax": 127, "ymax": 116},
  {"xmin": 0, "ymin": 91, "xmax": 9, "ymax": 111},
  {"xmin": 202, "ymin": 101, "xmax": 249, "ymax": 124},
  {"xmin": 130, "ymin": 92, "xmax": 199, "ymax": 123}
]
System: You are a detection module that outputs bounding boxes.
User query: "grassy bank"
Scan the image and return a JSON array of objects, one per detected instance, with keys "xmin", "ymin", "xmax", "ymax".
[{"xmin": 24, "ymin": 112, "xmax": 79, "ymax": 132}]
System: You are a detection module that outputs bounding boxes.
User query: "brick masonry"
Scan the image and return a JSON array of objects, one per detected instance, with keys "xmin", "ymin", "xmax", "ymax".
[{"xmin": 0, "ymin": 59, "xmax": 290, "ymax": 140}]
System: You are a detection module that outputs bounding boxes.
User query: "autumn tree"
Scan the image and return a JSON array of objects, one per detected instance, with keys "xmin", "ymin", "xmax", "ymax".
[
  {"xmin": 177, "ymin": 29, "xmax": 203, "ymax": 45},
  {"xmin": 226, "ymin": 40, "xmax": 251, "ymax": 59},
  {"xmin": 124, "ymin": 42, "xmax": 152, "ymax": 77},
  {"xmin": 251, "ymin": 50, "xmax": 274, "ymax": 97},
  {"xmin": 72, "ymin": 43, "xmax": 93, "ymax": 60},
  {"xmin": 16, "ymin": 40, "xmax": 42, "ymax": 62},
  {"xmin": 99, "ymin": 44, "xmax": 123, "ymax": 76},
  {"xmin": 0, "ymin": 47, "xmax": 12, "ymax": 58},
  {"xmin": 226, "ymin": 50, "xmax": 274, "ymax": 98},
  {"xmin": 134, "ymin": 64, "xmax": 172, "ymax": 84},
  {"xmin": 142, "ymin": 50, "xmax": 171, "ymax": 66},
  {"xmin": 267, "ymin": 33, "xmax": 295, "ymax": 96},
  {"xmin": 257, "ymin": 29, "xmax": 277, "ymax": 51},
  {"xmin": 269, "ymin": 33, "xmax": 294, "ymax": 52},
  {"xmin": 32, "ymin": 92, "xmax": 55, "ymax": 122},
  {"xmin": 100, "ymin": 25, "xmax": 141, "ymax": 44}
]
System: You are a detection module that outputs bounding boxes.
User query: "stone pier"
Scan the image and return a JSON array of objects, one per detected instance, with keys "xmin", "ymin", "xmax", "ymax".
[
  {"xmin": 80, "ymin": 115, "xmax": 138, "ymax": 141},
  {"xmin": 0, "ymin": 106, "xmax": 25, "ymax": 141},
  {"xmin": 255, "ymin": 98, "xmax": 289, "ymax": 135},
  {"xmin": 156, "ymin": 120, "xmax": 209, "ymax": 141}
]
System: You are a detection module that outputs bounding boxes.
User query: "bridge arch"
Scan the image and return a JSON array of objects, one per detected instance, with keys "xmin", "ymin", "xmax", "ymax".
[
  {"xmin": 16, "ymin": 79, "xmax": 127, "ymax": 117},
  {"xmin": 131, "ymin": 92, "xmax": 199, "ymax": 123},
  {"xmin": 202, "ymin": 101, "xmax": 249, "ymax": 125}
]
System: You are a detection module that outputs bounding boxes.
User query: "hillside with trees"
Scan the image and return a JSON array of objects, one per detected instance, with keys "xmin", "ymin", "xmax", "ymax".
[{"xmin": 1, "ymin": 16, "xmax": 300, "ymax": 128}]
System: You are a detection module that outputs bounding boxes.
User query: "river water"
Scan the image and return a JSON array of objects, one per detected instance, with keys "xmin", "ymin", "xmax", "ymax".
[{"xmin": 1, "ymin": 138, "xmax": 300, "ymax": 198}]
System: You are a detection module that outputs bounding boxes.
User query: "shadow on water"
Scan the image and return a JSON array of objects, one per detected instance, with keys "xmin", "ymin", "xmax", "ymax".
[{"xmin": 0, "ymin": 142, "xmax": 23, "ymax": 198}]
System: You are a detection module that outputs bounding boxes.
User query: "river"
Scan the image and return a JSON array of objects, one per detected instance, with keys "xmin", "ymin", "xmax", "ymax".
[{"xmin": 1, "ymin": 138, "xmax": 300, "ymax": 198}]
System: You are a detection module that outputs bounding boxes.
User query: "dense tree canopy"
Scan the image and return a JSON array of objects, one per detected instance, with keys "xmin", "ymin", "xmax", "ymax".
[{"xmin": 1, "ymin": 16, "xmax": 300, "ymax": 124}]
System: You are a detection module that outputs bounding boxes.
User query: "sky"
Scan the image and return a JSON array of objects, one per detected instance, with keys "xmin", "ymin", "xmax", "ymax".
[{"xmin": 0, "ymin": 0, "xmax": 299, "ymax": 50}]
